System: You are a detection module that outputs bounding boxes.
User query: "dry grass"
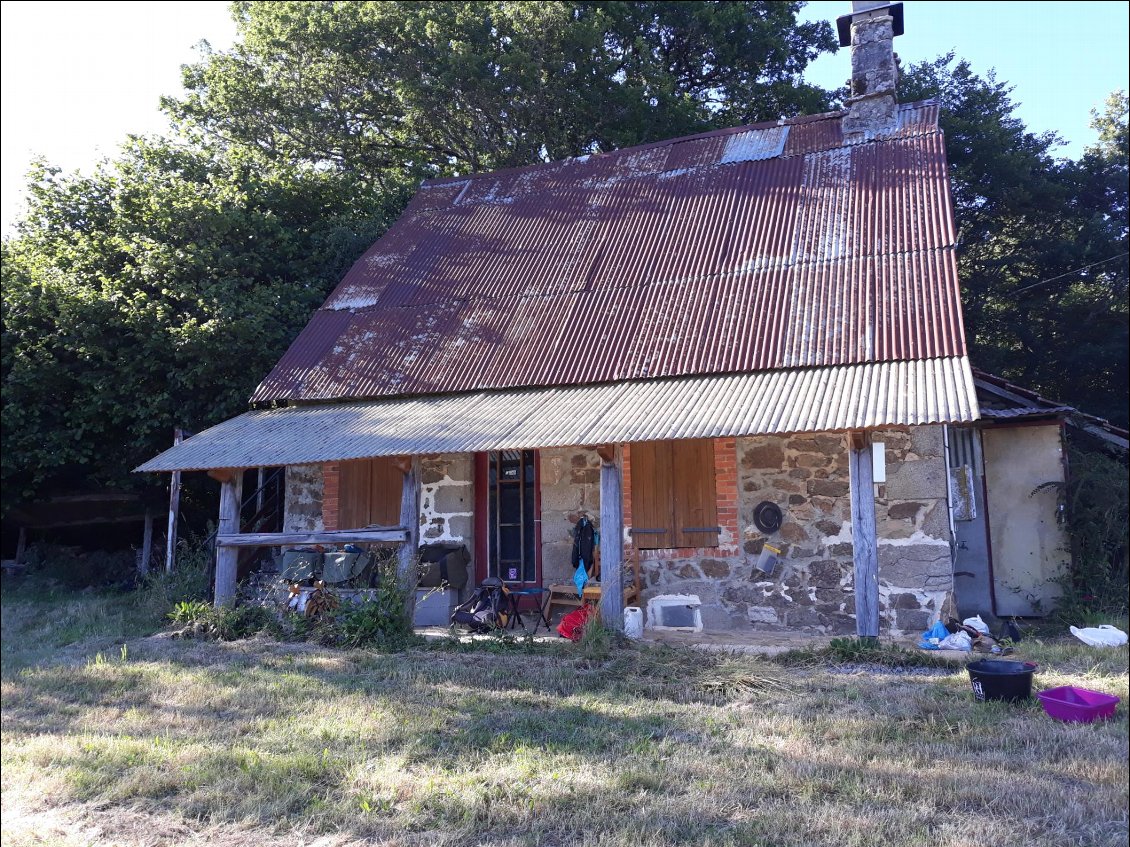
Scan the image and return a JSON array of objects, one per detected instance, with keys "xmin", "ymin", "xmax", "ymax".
[{"xmin": 2, "ymin": 583, "xmax": 1127, "ymax": 847}]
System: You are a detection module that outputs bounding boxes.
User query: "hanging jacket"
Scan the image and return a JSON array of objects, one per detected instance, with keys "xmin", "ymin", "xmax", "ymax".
[{"xmin": 571, "ymin": 516, "xmax": 596, "ymax": 574}]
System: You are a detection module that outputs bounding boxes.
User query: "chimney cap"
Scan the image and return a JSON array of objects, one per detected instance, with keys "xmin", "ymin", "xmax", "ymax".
[{"xmin": 836, "ymin": 2, "xmax": 904, "ymax": 47}]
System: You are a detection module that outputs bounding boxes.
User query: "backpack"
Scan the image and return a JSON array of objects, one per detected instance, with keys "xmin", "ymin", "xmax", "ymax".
[{"xmin": 451, "ymin": 577, "xmax": 511, "ymax": 633}]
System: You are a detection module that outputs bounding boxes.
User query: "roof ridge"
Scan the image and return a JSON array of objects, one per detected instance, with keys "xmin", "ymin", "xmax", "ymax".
[{"xmin": 421, "ymin": 99, "xmax": 939, "ymax": 190}]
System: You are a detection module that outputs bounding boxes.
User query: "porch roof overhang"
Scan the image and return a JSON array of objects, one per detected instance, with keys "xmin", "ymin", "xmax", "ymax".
[{"xmin": 135, "ymin": 357, "xmax": 979, "ymax": 473}]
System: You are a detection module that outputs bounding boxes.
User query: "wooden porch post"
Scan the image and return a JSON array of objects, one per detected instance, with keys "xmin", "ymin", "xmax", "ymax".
[
  {"xmin": 598, "ymin": 444, "xmax": 624, "ymax": 631},
  {"xmin": 849, "ymin": 432, "xmax": 879, "ymax": 638},
  {"xmin": 15, "ymin": 526, "xmax": 27, "ymax": 564},
  {"xmin": 164, "ymin": 427, "xmax": 184, "ymax": 573},
  {"xmin": 139, "ymin": 508, "xmax": 154, "ymax": 577},
  {"xmin": 396, "ymin": 456, "xmax": 421, "ymax": 608},
  {"xmin": 213, "ymin": 469, "xmax": 244, "ymax": 607}
]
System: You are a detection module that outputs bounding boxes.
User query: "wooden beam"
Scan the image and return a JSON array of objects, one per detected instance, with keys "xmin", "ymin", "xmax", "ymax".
[
  {"xmin": 848, "ymin": 432, "xmax": 879, "ymax": 638},
  {"xmin": 397, "ymin": 456, "xmax": 421, "ymax": 605},
  {"xmin": 216, "ymin": 527, "xmax": 409, "ymax": 547},
  {"xmin": 213, "ymin": 472, "xmax": 243, "ymax": 606},
  {"xmin": 207, "ymin": 468, "xmax": 238, "ymax": 484},
  {"xmin": 165, "ymin": 427, "xmax": 184, "ymax": 574},
  {"xmin": 599, "ymin": 445, "xmax": 624, "ymax": 631},
  {"xmin": 139, "ymin": 508, "xmax": 153, "ymax": 576}
]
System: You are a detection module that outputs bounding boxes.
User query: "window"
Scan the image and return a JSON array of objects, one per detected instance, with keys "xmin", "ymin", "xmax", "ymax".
[
  {"xmin": 338, "ymin": 457, "xmax": 402, "ymax": 529},
  {"xmin": 630, "ymin": 439, "xmax": 719, "ymax": 549}
]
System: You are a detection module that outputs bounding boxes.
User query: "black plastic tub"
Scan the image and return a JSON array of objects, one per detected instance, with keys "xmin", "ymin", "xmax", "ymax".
[{"xmin": 967, "ymin": 659, "xmax": 1038, "ymax": 703}]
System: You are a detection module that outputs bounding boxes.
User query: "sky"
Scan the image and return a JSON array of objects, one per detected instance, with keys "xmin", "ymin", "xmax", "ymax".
[{"xmin": 1, "ymin": 1, "xmax": 1128, "ymax": 233}]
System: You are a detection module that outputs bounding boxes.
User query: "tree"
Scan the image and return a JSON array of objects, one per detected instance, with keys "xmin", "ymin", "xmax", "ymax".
[
  {"xmin": 3, "ymin": 2, "xmax": 837, "ymax": 516},
  {"xmin": 900, "ymin": 57, "xmax": 1128, "ymax": 426},
  {"xmin": 166, "ymin": 1, "xmax": 835, "ymax": 184},
  {"xmin": 1, "ymin": 139, "xmax": 396, "ymax": 514}
]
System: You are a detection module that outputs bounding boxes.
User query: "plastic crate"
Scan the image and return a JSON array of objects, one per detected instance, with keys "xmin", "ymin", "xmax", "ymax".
[{"xmin": 1037, "ymin": 686, "xmax": 1120, "ymax": 723}]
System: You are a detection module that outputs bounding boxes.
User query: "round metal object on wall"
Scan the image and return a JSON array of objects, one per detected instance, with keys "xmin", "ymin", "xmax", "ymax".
[{"xmin": 753, "ymin": 501, "xmax": 783, "ymax": 534}]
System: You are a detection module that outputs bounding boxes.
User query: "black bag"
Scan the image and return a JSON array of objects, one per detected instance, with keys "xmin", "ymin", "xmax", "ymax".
[
  {"xmin": 417, "ymin": 543, "xmax": 470, "ymax": 590},
  {"xmin": 451, "ymin": 577, "xmax": 511, "ymax": 633}
]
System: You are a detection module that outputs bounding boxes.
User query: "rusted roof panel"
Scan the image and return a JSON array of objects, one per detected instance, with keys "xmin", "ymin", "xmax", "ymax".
[
  {"xmin": 141, "ymin": 357, "xmax": 978, "ymax": 472},
  {"xmin": 253, "ymin": 101, "xmax": 964, "ymax": 404}
]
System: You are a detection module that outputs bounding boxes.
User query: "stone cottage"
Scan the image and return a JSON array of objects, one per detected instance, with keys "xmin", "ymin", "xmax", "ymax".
[{"xmin": 139, "ymin": 1, "xmax": 980, "ymax": 636}]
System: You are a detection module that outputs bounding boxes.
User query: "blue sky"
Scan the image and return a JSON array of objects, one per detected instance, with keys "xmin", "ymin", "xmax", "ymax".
[
  {"xmin": 2, "ymin": 1, "xmax": 1128, "ymax": 231},
  {"xmin": 800, "ymin": 1, "xmax": 1129, "ymax": 158}
]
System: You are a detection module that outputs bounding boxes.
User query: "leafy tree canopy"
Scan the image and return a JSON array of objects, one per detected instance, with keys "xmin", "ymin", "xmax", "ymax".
[
  {"xmin": 166, "ymin": 1, "xmax": 834, "ymax": 186},
  {"xmin": 900, "ymin": 56, "xmax": 1128, "ymax": 426},
  {"xmin": 2, "ymin": 1, "xmax": 836, "ymax": 516}
]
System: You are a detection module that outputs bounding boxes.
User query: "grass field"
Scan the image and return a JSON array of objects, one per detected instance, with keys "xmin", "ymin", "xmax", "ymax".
[{"xmin": 2, "ymin": 581, "xmax": 1127, "ymax": 847}]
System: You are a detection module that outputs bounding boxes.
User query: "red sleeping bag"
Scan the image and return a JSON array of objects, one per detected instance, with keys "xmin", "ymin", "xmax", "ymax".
[{"xmin": 557, "ymin": 604, "xmax": 596, "ymax": 641}]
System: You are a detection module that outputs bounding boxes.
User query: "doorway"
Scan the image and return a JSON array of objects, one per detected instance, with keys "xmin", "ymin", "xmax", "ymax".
[{"xmin": 474, "ymin": 451, "xmax": 541, "ymax": 587}]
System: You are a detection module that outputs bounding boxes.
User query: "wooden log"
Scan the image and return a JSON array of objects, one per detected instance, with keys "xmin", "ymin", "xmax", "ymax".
[
  {"xmin": 213, "ymin": 472, "xmax": 244, "ymax": 607},
  {"xmin": 216, "ymin": 527, "xmax": 409, "ymax": 547},
  {"xmin": 139, "ymin": 509, "xmax": 153, "ymax": 576},
  {"xmin": 164, "ymin": 427, "xmax": 184, "ymax": 573},
  {"xmin": 397, "ymin": 457, "xmax": 421, "ymax": 606},
  {"xmin": 599, "ymin": 445, "xmax": 624, "ymax": 631},
  {"xmin": 849, "ymin": 433, "xmax": 879, "ymax": 638}
]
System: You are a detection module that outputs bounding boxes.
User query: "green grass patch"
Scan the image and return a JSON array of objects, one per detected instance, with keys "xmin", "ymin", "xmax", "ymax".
[{"xmin": 2, "ymin": 586, "xmax": 1127, "ymax": 847}]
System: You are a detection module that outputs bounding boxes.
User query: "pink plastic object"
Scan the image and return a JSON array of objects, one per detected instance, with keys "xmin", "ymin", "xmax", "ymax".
[{"xmin": 1037, "ymin": 686, "xmax": 1120, "ymax": 723}]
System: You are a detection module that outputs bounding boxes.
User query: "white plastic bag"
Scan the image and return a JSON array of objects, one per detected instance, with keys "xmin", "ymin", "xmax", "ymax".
[
  {"xmin": 963, "ymin": 615, "xmax": 991, "ymax": 635},
  {"xmin": 938, "ymin": 630, "xmax": 972, "ymax": 651},
  {"xmin": 1069, "ymin": 625, "xmax": 1129, "ymax": 648}
]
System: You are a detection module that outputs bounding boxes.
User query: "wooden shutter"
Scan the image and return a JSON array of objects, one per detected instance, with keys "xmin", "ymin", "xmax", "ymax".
[
  {"xmin": 368, "ymin": 458, "xmax": 402, "ymax": 526},
  {"xmin": 629, "ymin": 441, "xmax": 673, "ymax": 549},
  {"xmin": 339, "ymin": 457, "xmax": 402, "ymax": 529},
  {"xmin": 673, "ymin": 439, "xmax": 719, "ymax": 547}
]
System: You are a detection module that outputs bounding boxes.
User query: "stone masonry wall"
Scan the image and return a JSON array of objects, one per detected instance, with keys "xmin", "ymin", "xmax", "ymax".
[
  {"xmin": 539, "ymin": 447, "xmax": 602, "ymax": 587},
  {"xmin": 419, "ymin": 454, "xmax": 474, "ymax": 551},
  {"xmin": 634, "ymin": 427, "xmax": 953, "ymax": 635},
  {"xmin": 874, "ymin": 426, "xmax": 954, "ymax": 634},
  {"xmin": 283, "ymin": 464, "xmax": 324, "ymax": 533}
]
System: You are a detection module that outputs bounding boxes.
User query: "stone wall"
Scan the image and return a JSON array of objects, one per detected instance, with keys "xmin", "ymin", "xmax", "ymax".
[
  {"xmin": 874, "ymin": 427, "xmax": 954, "ymax": 633},
  {"xmin": 283, "ymin": 464, "xmax": 324, "ymax": 533},
  {"xmin": 539, "ymin": 447, "xmax": 602, "ymax": 587},
  {"xmin": 419, "ymin": 453, "xmax": 474, "ymax": 550},
  {"xmin": 634, "ymin": 426, "xmax": 953, "ymax": 635}
]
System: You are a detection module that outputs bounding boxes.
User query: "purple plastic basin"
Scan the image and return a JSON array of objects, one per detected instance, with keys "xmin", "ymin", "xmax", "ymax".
[{"xmin": 1037, "ymin": 686, "xmax": 1120, "ymax": 723}]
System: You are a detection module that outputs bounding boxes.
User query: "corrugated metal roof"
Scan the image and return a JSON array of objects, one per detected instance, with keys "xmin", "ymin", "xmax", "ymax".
[
  {"xmin": 252, "ymin": 101, "xmax": 964, "ymax": 404},
  {"xmin": 979, "ymin": 406, "xmax": 1075, "ymax": 420},
  {"xmin": 141, "ymin": 357, "xmax": 977, "ymax": 472}
]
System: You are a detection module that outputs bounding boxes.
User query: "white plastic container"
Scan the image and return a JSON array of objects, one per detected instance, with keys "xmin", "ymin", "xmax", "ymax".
[{"xmin": 623, "ymin": 606, "xmax": 644, "ymax": 639}]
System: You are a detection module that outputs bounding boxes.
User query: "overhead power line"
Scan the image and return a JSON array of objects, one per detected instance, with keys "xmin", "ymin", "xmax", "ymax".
[{"xmin": 1011, "ymin": 252, "xmax": 1129, "ymax": 295}]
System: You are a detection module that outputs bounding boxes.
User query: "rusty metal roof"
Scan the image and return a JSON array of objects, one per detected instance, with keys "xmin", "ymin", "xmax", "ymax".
[
  {"xmin": 252, "ymin": 101, "xmax": 965, "ymax": 405},
  {"xmin": 140, "ymin": 357, "xmax": 976, "ymax": 472}
]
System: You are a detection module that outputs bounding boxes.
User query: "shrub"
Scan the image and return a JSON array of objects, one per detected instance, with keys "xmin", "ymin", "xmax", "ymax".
[
  {"xmin": 20, "ymin": 543, "xmax": 134, "ymax": 589},
  {"xmin": 334, "ymin": 558, "xmax": 415, "ymax": 649},
  {"xmin": 167, "ymin": 600, "xmax": 211, "ymax": 625},
  {"xmin": 209, "ymin": 604, "xmax": 279, "ymax": 641},
  {"xmin": 1053, "ymin": 443, "xmax": 1129, "ymax": 623}
]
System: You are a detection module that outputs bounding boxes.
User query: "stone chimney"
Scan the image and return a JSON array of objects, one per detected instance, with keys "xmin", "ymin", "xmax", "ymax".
[{"xmin": 837, "ymin": 1, "xmax": 904, "ymax": 139}]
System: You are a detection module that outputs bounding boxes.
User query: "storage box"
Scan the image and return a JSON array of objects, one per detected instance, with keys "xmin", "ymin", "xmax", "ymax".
[
  {"xmin": 413, "ymin": 588, "xmax": 459, "ymax": 627},
  {"xmin": 1037, "ymin": 686, "xmax": 1120, "ymax": 723}
]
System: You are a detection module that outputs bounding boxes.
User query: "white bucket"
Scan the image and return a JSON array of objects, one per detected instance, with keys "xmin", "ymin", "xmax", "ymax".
[{"xmin": 623, "ymin": 606, "xmax": 644, "ymax": 640}]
